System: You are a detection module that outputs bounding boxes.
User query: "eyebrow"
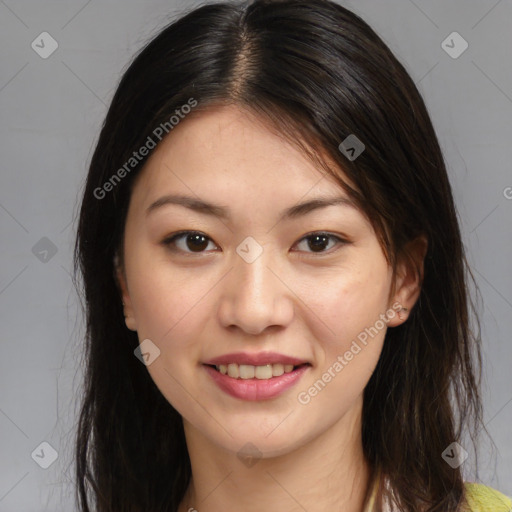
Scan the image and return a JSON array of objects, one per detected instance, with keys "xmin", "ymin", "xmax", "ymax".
[{"xmin": 145, "ymin": 193, "xmax": 356, "ymax": 222}]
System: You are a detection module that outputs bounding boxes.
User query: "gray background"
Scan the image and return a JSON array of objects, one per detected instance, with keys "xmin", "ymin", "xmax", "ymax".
[{"xmin": 0, "ymin": 0, "xmax": 511, "ymax": 510}]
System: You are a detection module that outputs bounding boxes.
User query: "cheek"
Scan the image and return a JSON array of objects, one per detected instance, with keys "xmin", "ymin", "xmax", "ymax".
[
  {"xmin": 126, "ymin": 263, "xmax": 213, "ymax": 409},
  {"xmin": 127, "ymin": 245, "xmax": 215, "ymax": 341},
  {"xmin": 303, "ymin": 258, "xmax": 392, "ymax": 348},
  {"xmin": 295, "ymin": 263, "xmax": 391, "ymax": 415}
]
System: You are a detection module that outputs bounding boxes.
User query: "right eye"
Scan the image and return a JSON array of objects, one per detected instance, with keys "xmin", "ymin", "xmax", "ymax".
[{"xmin": 161, "ymin": 231, "xmax": 219, "ymax": 254}]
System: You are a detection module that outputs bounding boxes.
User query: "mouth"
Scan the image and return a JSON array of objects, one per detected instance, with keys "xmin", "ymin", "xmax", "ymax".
[
  {"xmin": 205, "ymin": 362, "xmax": 312, "ymax": 380},
  {"xmin": 202, "ymin": 361, "xmax": 312, "ymax": 401}
]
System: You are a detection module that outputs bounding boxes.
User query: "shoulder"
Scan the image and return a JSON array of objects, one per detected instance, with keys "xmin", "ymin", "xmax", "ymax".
[{"xmin": 462, "ymin": 482, "xmax": 512, "ymax": 511}]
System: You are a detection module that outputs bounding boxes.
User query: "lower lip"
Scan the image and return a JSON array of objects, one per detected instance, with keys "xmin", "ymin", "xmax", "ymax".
[{"xmin": 203, "ymin": 364, "xmax": 310, "ymax": 401}]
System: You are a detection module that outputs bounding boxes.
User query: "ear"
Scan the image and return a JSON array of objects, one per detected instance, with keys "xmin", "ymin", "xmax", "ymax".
[
  {"xmin": 113, "ymin": 253, "xmax": 138, "ymax": 331},
  {"xmin": 386, "ymin": 235, "xmax": 428, "ymax": 327}
]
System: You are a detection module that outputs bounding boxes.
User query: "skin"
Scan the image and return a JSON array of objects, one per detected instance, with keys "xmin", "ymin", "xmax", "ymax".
[{"xmin": 116, "ymin": 104, "xmax": 427, "ymax": 512}]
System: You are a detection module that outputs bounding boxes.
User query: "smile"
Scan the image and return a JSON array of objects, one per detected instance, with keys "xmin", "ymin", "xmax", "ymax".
[
  {"xmin": 203, "ymin": 363, "xmax": 311, "ymax": 401},
  {"xmin": 214, "ymin": 362, "xmax": 300, "ymax": 379}
]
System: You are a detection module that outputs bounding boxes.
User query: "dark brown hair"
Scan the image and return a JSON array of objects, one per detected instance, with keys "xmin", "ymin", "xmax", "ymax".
[{"xmin": 73, "ymin": 1, "xmax": 487, "ymax": 510}]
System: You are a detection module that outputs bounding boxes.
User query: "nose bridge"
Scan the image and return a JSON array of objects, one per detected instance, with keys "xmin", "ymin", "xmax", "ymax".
[
  {"xmin": 235, "ymin": 244, "xmax": 275, "ymax": 296},
  {"xmin": 233, "ymin": 238, "xmax": 277, "ymax": 304},
  {"xmin": 218, "ymin": 237, "xmax": 293, "ymax": 334}
]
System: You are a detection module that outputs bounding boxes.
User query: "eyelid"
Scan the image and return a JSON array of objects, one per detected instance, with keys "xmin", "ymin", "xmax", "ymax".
[
  {"xmin": 161, "ymin": 230, "xmax": 349, "ymax": 255},
  {"xmin": 162, "ymin": 230, "xmax": 218, "ymax": 254},
  {"xmin": 292, "ymin": 231, "xmax": 349, "ymax": 257}
]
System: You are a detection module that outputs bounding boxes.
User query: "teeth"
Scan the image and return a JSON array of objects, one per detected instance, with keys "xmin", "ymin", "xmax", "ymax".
[
  {"xmin": 239, "ymin": 364, "xmax": 255, "ymax": 379},
  {"xmin": 227, "ymin": 363, "xmax": 239, "ymax": 378},
  {"xmin": 216, "ymin": 363, "xmax": 299, "ymax": 379}
]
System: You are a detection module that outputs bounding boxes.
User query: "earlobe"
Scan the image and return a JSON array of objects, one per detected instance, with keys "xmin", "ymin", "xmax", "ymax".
[
  {"xmin": 123, "ymin": 313, "xmax": 138, "ymax": 332},
  {"xmin": 113, "ymin": 253, "xmax": 138, "ymax": 332},
  {"xmin": 397, "ymin": 306, "xmax": 409, "ymax": 321},
  {"xmin": 387, "ymin": 235, "xmax": 428, "ymax": 327}
]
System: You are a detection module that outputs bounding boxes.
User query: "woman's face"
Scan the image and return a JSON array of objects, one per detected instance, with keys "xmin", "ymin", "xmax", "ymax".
[{"xmin": 117, "ymin": 104, "xmax": 410, "ymax": 458}]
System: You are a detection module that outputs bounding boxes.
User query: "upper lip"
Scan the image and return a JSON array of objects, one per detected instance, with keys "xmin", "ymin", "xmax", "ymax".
[{"xmin": 203, "ymin": 351, "xmax": 310, "ymax": 366}]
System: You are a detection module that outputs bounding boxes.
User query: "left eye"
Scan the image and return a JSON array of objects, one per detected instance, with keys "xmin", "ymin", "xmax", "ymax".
[
  {"xmin": 162, "ymin": 231, "xmax": 346, "ymax": 255},
  {"xmin": 293, "ymin": 232, "xmax": 346, "ymax": 254}
]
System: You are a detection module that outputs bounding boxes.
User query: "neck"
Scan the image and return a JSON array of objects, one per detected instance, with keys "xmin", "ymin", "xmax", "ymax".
[{"xmin": 178, "ymin": 398, "xmax": 373, "ymax": 512}]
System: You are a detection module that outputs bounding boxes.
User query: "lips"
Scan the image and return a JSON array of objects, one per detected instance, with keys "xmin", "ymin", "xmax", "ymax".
[
  {"xmin": 203, "ymin": 351, "xmax": 309, "ymax": 367},
  {"xmin": 202, "ymin": 351, "xmax": 312, "ymax": 400},
  {"xmin": 203, "ymin": 363, "xmax": 310, "ymax": 401}
]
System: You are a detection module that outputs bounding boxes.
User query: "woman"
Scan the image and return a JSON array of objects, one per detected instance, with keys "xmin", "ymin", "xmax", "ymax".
[{"xmin": 73, "ymin": 0, "xmax": 512, "ymax": 510}]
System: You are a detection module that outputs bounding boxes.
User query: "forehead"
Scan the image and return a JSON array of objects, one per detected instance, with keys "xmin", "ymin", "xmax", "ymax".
[{"xmin": 133, "ymin": 104, "xmax": 352, "ymax": 201}]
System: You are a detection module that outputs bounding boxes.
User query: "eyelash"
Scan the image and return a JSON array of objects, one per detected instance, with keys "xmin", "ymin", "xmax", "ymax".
[{"xmin": 161, "ymin": 230, "xmax": 349, "ymax": 257}]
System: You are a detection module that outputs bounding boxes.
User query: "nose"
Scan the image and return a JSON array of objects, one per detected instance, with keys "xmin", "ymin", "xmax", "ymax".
[{"xmin": 217, "ymin": 247, "xmax": 294, "ymax": 336}]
